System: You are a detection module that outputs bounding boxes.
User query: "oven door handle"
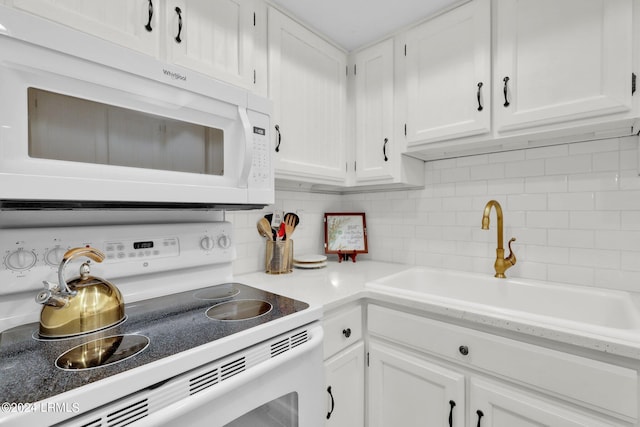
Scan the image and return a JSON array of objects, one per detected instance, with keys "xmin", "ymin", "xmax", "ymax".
[{"xmin": 238, "ymin": 106, "xmax": 253, "ymax": 189}]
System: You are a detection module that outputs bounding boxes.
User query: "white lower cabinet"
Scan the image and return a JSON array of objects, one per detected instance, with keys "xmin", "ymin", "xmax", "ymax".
[
  {"xmin": 366, "ymin": 304, "xmax": 638, "ymax": 427},
  {"xmin": 325, "ymin": 342, "xmax": 365, "ymax": 426},
  {"xmin": 368, "ymin": 341, "xmax": 464, "ymax": 427},
  {"xmin": 470, "ymin": 378, "xmax": 614, "ymax": 427},
  {"xmin": 323, "ymin": 305, "xmax": 365, "ymax": 426}
]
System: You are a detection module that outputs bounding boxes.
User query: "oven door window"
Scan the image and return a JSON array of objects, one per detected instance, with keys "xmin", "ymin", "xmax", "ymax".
[
  {"xmin": 225, "ymin": 392, "xmax": 298, "ymax": 427},
  {"xmin": 28, "ymin": 88, "xmax": 224, "ymax": 176}
]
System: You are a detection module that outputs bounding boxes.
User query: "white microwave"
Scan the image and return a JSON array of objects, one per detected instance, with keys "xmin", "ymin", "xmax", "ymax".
[{"xmin": 0, "ymin": 6, "xmax": 273, "ymax": 209}]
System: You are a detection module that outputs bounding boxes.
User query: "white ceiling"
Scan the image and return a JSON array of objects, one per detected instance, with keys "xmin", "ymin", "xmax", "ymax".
[{"xmin": 270, "ymin": 0, "xmax": 460, "ymax": 51}]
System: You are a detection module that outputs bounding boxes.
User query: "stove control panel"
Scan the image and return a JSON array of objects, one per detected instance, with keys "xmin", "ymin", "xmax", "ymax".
[{"xmin": 0, "ymin": 222, "xmax": 234, "ymax": 296}]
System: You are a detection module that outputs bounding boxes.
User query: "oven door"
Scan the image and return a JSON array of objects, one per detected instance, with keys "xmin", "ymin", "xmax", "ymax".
[{"xmin": 136, "ymin": 323, "xmax": 324, "ymax": 427}]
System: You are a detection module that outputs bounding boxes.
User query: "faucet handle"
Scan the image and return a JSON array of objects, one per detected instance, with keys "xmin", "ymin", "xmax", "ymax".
[{"xmin": 506, "ymin": 237, "xmax": 517, "ymax": 265}]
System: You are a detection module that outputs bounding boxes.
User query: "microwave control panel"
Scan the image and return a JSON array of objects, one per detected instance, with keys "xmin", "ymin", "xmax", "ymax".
[{"xmin": 247, "ymin": 110, "xmax": 272, "ymax": 191}]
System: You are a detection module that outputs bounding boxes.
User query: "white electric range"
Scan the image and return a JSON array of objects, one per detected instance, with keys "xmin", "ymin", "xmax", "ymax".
[{"xmin": 0, "ymin": 222, "xmax": 323, "ymax": 427}]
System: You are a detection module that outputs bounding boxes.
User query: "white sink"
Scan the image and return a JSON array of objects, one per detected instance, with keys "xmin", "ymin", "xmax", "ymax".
[{"xmin": 367, "ymin": 267, "xmax": 640, "ymax": 332}]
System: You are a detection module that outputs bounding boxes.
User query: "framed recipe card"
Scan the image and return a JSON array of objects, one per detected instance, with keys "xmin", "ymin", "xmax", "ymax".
[{"xmin": 324, "ymin": 212, "xmax": 368, "ymax": 262}]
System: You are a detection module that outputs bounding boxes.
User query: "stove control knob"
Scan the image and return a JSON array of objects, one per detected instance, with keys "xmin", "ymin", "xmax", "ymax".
[
  {"xmin": 200, "ymin": 236, "xmax": 215, "ymax": 251},
  {"xmin": 44, "ymin": 246, "xmax": 67, "ymax": 266},
  {"xmin": 217, "ymin": 234, "xmax": 231, "ymax": 249},
  {"xmin": 5, "ymin": 248, "xmax": 37, "ymax": 271}
]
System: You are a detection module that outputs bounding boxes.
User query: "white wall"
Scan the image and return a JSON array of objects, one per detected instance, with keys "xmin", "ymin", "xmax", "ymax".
[{"xmin": 230, "ymin": 135, "xmax": 640, "ymax": 293}]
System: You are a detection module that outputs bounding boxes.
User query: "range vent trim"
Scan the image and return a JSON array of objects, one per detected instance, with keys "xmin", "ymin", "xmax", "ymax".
[{"xmin": 61, "ymin": 327, "xmax": 310, "ymax": 427}]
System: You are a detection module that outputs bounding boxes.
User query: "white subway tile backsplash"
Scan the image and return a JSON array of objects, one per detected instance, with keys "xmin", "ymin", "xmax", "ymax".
[
  {"xmin": 545, "ymin": 154, "xmax": 591, "ymax": 175},
  {"xmin": 525, "ymin": 144, "xmax": 569, "ymax": 159},
  {"xmin": 596, "ymin": 190, "xmax": 640, "ymax": 211},
  {"xmin": 470, "ymin": 163, "xmax": 505, "ymax": 180},
  {"xmin": 526, "ymin": 211, "xmax": 569, "ymax": 229},
  {"xmin": 569, "ymin": 248, "xmax": 620, "ymax": 269},
  {"xmin": 568, "ymin": 172, "xmax": 619, "ymax": 192},
  {"xmin": 507, "ymin": 193, "xmax": 547, "ymax": 211},
  {"xmin": 230, "ymin": 136, "xmax": 640, "ymax": 295},
  {"xmin": 570, "ymin": 211, "xmax": 620, "ymax": 230},
  {"xmin": 548, "ymin": 192, "xmax": 594, "ymax": 211},
  {"xmin": 592, "ymin": 151, "xmax": 619, "ymax": 172},
  {"xmin": 548, "ymin": 264, "xmax": 594, "ymax": 286},
  {"xmin": 487, "ymin": 178, "xmax": 525, "ymax": 195},
  {"xmin": 548, "ymin": 229, "xmax": 594, "ymax": 248},
  {"xmin": 524, "ymin": 175, "xmax": 568, "ymax": 193},
  {"xmin": 505, "ymin": 159, "xmax": 545, "ymax": 178}
]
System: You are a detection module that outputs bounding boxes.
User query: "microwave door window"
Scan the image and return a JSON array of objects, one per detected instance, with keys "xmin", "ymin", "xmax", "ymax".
[{"xmin": 28, "ymin": 88, "xmax": 225, "ymax": 176}]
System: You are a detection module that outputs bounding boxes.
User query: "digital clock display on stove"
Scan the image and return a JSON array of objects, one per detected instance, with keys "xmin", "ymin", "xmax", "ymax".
[{"xmin": 133, "ymin": 241, "xmax": 154, "ymax": 250}]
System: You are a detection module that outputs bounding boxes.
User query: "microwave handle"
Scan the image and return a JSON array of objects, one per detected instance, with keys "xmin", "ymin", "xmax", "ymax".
[{"xmin": 238, "ymin": 106, "xmax": 253, "ymax": 189}]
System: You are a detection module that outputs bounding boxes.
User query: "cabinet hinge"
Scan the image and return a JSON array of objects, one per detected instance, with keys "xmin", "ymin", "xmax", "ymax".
[{"xmin": 633, "ymin": 73, "xmax": 637, "ymax": 95}]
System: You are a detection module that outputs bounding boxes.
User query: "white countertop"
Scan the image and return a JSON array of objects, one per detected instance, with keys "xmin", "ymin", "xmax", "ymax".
[{"xmin": 237, "ymin": 261, "xmax": 640, "ymax": 360}]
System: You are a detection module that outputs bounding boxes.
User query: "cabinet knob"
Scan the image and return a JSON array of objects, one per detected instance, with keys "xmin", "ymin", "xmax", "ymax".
[
  {"xmin": 342, "ymin": 328, "xmax": 351, "ymax": 338},
  {"xmin": 458, "ymin": 345, "xmax": 469, "ymax": 356}
]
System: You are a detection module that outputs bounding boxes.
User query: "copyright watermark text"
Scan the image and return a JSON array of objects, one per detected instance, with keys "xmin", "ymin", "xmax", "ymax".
[{"xmin": 1, "ymin": 402, "xmax": 80, "ymax": 413}]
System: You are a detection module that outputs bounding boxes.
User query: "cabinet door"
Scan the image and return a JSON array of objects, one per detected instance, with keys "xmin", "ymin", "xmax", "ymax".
[
  {"xmin": 166, "ymin": 0, "xmax": 257, "ymax": 89},
  {"xmin": 368, "ymin": 341, "xmax": 465, "ymax": 427},
  {"xmin": 325, "ymin": 342, "xmax": 365, "ymax": 427},
  {"xmin": 12, "ymin": 0, "xmax": 159, "ymax": 55},
  {"xmin": 470, "ymin": 378, "xmax": 615, "ymax": 427},
  {"xmin": 404, "ymin": 0, "xmax": 490, "ymax": 145},
  {"xmin": 268, "ymin": 7, "xmax": 347, "ymax": 184},
  {"xmin": 353, "ymin": 39, "xmax": 394, "ymax": 182},
  {"xmin": 494, "ymin": 0, "xmax": 633, "ymax": 132}
]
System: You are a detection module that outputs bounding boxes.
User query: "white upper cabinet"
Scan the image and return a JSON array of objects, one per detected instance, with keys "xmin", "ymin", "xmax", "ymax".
[
  {"xmin": 350, "ymin": 39, "xmax": 424, "ymax": 189},
  {"xmin": 268, "ymin": 7, "xmax": 347, "ymax": 184},
  {"xmin": 494, "ymin": 0, "xmax": 633, "ymax": 133},
  {"xmin": 11, "ymin": 0, "xmax": 265, "ymax": 93},
  {"xmin": 403, "ymin": 0, "xmax": 637, "ymax": 160},
  {"xmin": 353, "ymin": 39, "xmax": 395, "ymax": 182},
  {"xmin": 165, "ymin": 0, "xmax": 260, "ymax": 92},
  {"xmin": 11, "ymin": 0, "xmax": 160, "ymax": 56},
  {"xmin": 404, "ymin": 0, "xmax": 491, "ymax": 145}
]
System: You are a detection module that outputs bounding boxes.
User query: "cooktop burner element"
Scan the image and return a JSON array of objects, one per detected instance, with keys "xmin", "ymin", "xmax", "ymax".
[
  {"xmin": 55, "ymin": 334, "xmax": 150, "ymax": 371},
  {"xmin": 193, "ymin": 283, "xmax": 240, "ymax": 301},
  {"xmin": 206, "ymin": 299, "xmax": 272, "ymax": 321}
]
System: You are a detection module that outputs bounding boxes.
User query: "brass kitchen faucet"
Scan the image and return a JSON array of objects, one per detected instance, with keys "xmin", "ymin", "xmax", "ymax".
[{"xmin": 481, "ymin": 200, "xmax": 516, "ymax": 278}]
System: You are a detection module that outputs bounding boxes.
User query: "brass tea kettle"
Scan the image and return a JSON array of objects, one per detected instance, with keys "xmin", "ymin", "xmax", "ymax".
[{"xmin": 36, "ymin": 247, "xmax": 125, "ymax": 338}]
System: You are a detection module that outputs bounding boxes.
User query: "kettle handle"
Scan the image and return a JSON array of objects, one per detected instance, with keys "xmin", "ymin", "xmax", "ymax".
[
  {"xmin": 61, "ymin": 247, "xmax": 105, "ymax": 264},
  {"xmin": 57, "ymin": 247, "xmax": 106, "ymax": 295}
]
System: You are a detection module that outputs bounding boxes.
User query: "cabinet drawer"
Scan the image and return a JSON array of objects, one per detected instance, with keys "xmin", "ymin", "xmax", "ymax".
[
  {"xmin": 323, "ymin": 305, "xmax": 363, "ymax": 359},
  {"xmin": 368, "ymin": 305, "xmax": 638, "ymax": 421}
]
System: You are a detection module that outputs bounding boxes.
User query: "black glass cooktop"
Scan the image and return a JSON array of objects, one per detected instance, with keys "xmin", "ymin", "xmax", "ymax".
[{"xmin": 0, "ymin": 283, "xmax": 309, "ymax": 403}]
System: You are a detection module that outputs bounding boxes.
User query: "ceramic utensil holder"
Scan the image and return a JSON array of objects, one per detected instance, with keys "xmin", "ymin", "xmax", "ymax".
[{"xmin": 265, "ymin": 240, "xmax": 293, "ymax": 274}]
